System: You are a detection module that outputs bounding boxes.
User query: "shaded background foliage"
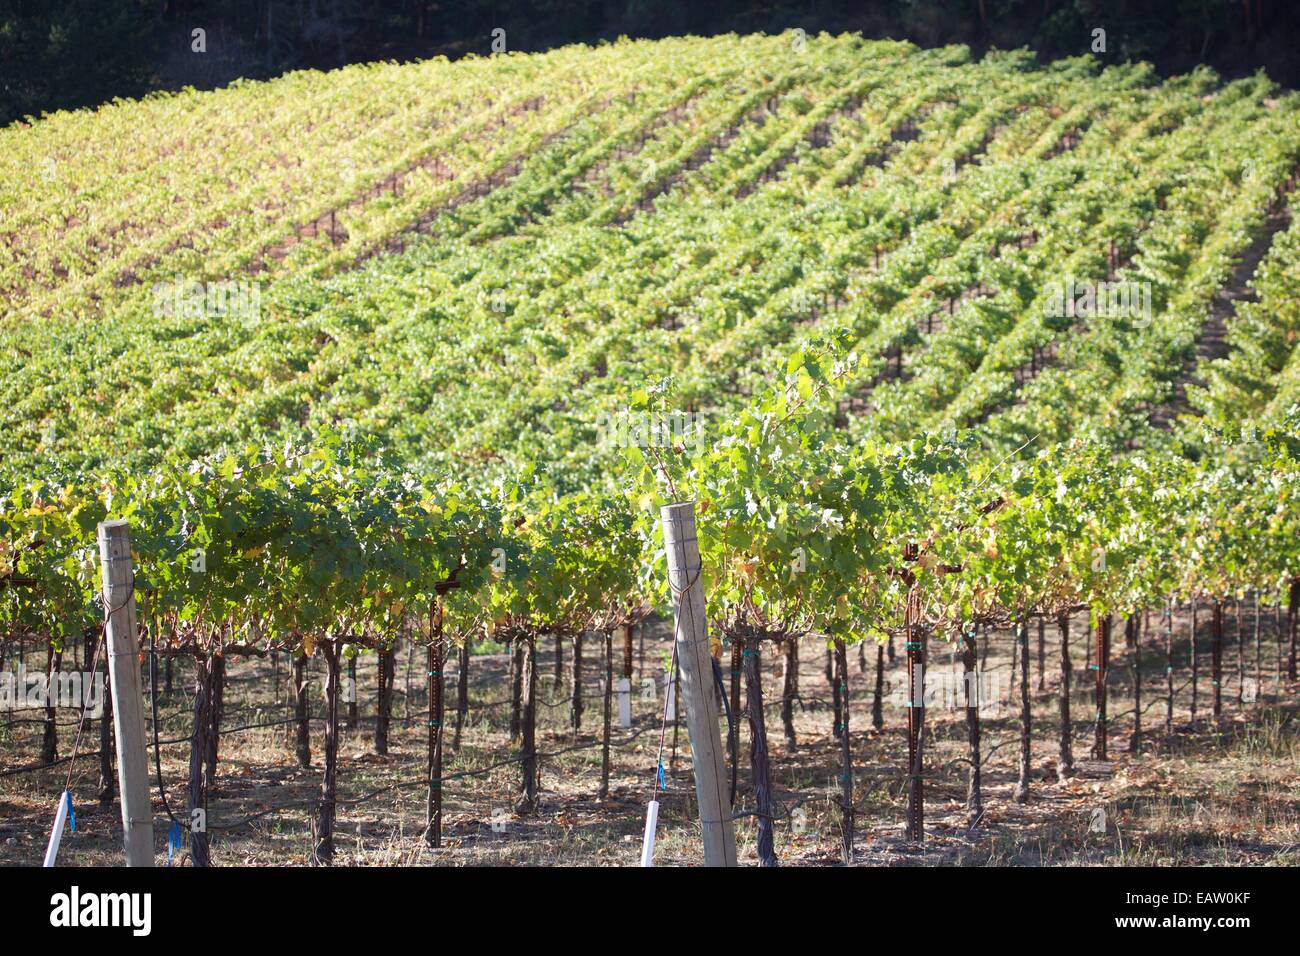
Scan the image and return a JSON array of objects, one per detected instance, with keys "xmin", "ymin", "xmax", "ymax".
[{"xmin": 1, "ymin": 1, "xmax": 1295, "ymax": 126}]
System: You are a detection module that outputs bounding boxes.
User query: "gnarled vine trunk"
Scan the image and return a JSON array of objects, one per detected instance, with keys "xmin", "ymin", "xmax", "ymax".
[
  {"xmin": 670, "ymin": 663, "xmax": 681, "ymax": 770},
  {"xmin": 1235, "ymin": 599, "xmax": 1244, "ymax": 704},
  {"xmin": 1190, "ymin": 600, "xmax": 1199, "ymax": 724},
  {"xmin": 1058, "ymin": 612, "xmax": 1073, "ymax": 781},
  {"xmin": 425, "ymin": 609, "xmax": 445, "ymax": 848},
  {"xmin": 729, "ymin": 639, "xmax": 742, "ymax": 805},
  {"xmin": 41, "ymin": 643, "xmax": 60, "ymax": 763},
  {"xmin": 872, "ymin": 642, "xmax": 884, "ymax": 731},
  {"xmin": 293, "ymin": 651, "xmax": 311, "ymax": 768},
  {"xmin": 204, "ymin": 652, "xmax": 225, "ymax": 793},
  {"xmin": 1165, "ymin": 600, "xmax": 1175, "ymax": 739},
  {"xmin": 516, "ymin": 633, "xmax": 539, "ymax": 814},
  {"xmin": 903, "ymin": 590, "xmax": 925, "ymax": 842},
  {"xmin": 509, "ymin": 638, "xmax": 523, "ymax": 742},
  {"xmin": 1289, "ymin": 578, "xmax": 1299, "ymax": 681},
  {"xmin": 187, "ymin": 653, "xmax": 214, "ymax": 867},
  {"xmin": 743, "ymin": 628, "xmax": 776, "ymax": 866},
  {"xmin": 346, "ymin": 651, "xmax": 358, "ymax": 729},
  {"xmin": 962, "ymin": 628, "xmax": 982, "ymax": 823},
  {"xmin": 453, "ymin": 638, "xmax": 469, "ymax": 752},
  {"xmin": 834, "ymin": 639, "xmax": 852, "ymax": 863},
  {"xmin": 98, "ymin": 666, "xmax": 115, "ymax": 807},
  {"xmin": 599, "ymin": 629, "xmax": 612, "ymax": 800},
  {"xmin": 1253, "ymin": 591, "xmax": 1262, "ymax": 696},
  {"xmin": 375, "ymin": 642, "xmax": 394, "ymax": 755},
  {"xmin": 1014, "ymin": 619, "xmax": 1030, "ymax": 802},
  {"xmin": 780, "ymin": 636, "xmax": 798, "ymax": 750},
  {"xmin": 403, "ymin": 634, "xmax": 412, "ymax": 721},
  {"xmin": 1093, "ymin": 616, "xmax": 1110, "ymax": 760},
  {"xmin": 623, "ymin": 624, "xmax": 635, "ymax": 681},
  {"xmin": 1036, "ymin": 616, "xmax": 1046, "ymax": 693},
  {"xmin": 1211, "ymin": 599, "xmax": 1224, "ymax": 719},
  {"xmin": 571, "ymin": 630, "xmax": 584, "ymax": 734},
  {"xmin": 829, "ymin": 643, "xmax": 842, "ymax": 742},
  {"xmin": 315, "ymin": 639, "xmax": 341, "ymax": 863},
  {"xmin": 1130, "ymin": 615, "xmax": 1142, "ymax": 754}
]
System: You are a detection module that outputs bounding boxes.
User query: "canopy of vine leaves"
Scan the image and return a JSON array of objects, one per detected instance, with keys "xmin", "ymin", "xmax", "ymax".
[{"xmin": 3, "ymin": 31, "xmax": 1299, "ymax": 653}]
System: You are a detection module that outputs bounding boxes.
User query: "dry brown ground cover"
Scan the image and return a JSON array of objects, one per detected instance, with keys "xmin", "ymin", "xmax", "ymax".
[{"xmin": 2, "ymin": 608, "xmax": 1297, "ymax": 867}]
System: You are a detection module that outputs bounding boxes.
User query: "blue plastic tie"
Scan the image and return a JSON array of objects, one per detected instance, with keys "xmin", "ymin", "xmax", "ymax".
[
  {"xmin": 656, "ymin": 761, "xmax": 666, "ymax": 790},
  {"xmin": 65, "ymin": 791, "xmax": 75, "ymax": 833}
]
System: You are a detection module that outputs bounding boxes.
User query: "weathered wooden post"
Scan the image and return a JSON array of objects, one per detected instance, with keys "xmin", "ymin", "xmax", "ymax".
[
  {"xmin": 661, "ymin": 502, "xmax": 736, "ymax": 867},
  {"xmin": 97, "ymin": 520, "xmax": 155, "ymax": 867}
]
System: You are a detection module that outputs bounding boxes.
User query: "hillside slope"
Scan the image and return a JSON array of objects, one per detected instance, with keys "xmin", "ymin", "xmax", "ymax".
[{"xmin": 3, "ymin": 33, "xmax": 1298, "ymax": 482}]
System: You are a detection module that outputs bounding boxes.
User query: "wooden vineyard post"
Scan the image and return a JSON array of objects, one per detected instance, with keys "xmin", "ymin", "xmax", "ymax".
[
  {"xmin": 660, "ymin": 502, "xmax": 737, "ymax": 867},
  {"xmin": 96, "ymin": 520, "xmax": 155, "ymax": 867}
]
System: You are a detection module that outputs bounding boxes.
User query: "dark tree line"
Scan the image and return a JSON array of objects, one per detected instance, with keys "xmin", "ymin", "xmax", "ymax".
[{"xmin": 3, "ymin": 1, "xmax": 1297, "ymax": 126}]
